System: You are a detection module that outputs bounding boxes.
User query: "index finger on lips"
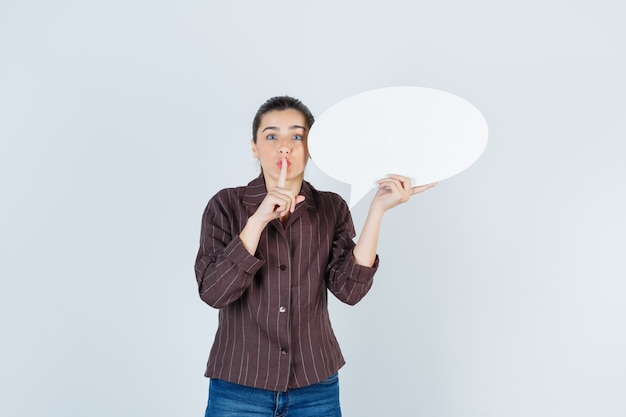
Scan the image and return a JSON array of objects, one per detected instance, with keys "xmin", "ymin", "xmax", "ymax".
[{"xmin": 278, "ymin": 157, "xmax": 287, "ymax": 188}]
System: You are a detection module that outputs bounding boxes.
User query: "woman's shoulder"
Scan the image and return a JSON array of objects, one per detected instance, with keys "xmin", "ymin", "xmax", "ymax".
[
  {"xmin": 208, "ymin": 185, "xmax": 243, "ymax": 201},
  {"xmin": 204, "ymin": 186, "xmax": 248, "ymax": 214},
  {"xmin": 209, "ymin": 176, "xmax": 265, "ymax": 203}
]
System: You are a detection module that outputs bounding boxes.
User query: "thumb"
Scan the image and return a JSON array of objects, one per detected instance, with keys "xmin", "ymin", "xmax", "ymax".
[{"xmin": 296, "ymin": 195, "xmax": 306, "ymax": 205}]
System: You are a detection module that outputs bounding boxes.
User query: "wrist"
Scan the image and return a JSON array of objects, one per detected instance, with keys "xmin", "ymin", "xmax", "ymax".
[
  {"xmin": 247, "ymin": 213, "xmax": 269, "ymax": 231},
  {"xmin": 367, "ymin": 203, "xmax": 386, "ymax": 221}
]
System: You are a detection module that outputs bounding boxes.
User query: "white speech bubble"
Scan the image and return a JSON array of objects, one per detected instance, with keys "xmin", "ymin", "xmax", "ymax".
[{"xmin": 308, "ymin": 86, "xmax": 488, "ymax": 208}]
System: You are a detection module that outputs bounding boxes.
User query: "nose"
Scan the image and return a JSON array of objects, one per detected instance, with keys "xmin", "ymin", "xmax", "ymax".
[{"xmin": 279, "ymin": 142, "xmax": 291, "ymax": 155}]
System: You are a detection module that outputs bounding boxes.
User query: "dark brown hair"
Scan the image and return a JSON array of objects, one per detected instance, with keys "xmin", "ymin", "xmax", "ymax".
[{"xmin": 252, "ymin": 96, "xmax": 315, "ymax": 143}]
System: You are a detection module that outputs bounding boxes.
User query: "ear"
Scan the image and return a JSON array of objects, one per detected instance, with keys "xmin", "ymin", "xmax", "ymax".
[{"xmin": 251, "ymin": 138, "xmax": 258, "ymax": 159}]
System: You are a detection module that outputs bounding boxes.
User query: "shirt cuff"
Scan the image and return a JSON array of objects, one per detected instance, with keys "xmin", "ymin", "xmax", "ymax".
[
  {"xmin": 224, "ymin": 236, "xmax": 265, "ymax": 275},
  {"xmin": 347, "ymin": 254, "xmax": 379, "ymax": 283}
]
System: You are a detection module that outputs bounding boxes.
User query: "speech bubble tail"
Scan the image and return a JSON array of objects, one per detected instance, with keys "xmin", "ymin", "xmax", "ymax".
[{"xmin": 348, "ymin": 182, "xmax": 375, "ymax": 209}]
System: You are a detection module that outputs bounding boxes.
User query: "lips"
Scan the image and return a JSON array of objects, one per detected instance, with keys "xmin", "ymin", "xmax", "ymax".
[{"xmin": 278, "ymin": 159, "xmax": 291, "ymax": 168}]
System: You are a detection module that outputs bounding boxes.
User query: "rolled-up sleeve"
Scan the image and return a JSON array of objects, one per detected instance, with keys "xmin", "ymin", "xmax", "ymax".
[{"xmin": 325, "ymin": 198, "xmax": 378, "ymax": 305}]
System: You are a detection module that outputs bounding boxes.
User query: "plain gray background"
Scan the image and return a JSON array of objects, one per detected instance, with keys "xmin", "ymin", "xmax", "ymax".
[{"xmin": 1, "ymin": 1, "xmax": 625, "ymax": 416}]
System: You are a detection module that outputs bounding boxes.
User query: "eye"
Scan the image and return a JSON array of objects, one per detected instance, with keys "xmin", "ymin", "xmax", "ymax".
[
  {"xmin": 266, "ymin": 134, "xmax": 277, "ymax": 140},
  {"xmin": 292, "ymin": 134, "xmax": 303, "ymax": 141}
]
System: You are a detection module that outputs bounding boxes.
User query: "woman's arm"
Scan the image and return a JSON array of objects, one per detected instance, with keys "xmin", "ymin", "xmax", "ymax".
[
  {"xmin": 353, "ymin": 175, "xmax": 437, "ymax": 266},
  {"xmin": 195, "ymin": 191, "xmax": 265, "ymax": 309},
  {"xmin": 325, "ymin": 197, "xmax": 378, "ymax": 306},
  {"xmin": 196, "ymin": 164, "xmax": 306, "ymax": 308}
]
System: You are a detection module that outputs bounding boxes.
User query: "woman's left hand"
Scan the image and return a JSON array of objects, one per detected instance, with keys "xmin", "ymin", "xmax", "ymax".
[
  {"xmin": 371, "ymin": 174, "xmax": 437, "ymax": 213},
  {"xmin": 354, "ymin": 175, "xmax": 437, "ymax": 267}
]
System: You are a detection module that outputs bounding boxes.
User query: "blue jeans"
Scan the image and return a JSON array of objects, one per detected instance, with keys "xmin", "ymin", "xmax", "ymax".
[{"xmin": 204, "ymin": 373, "xmax": 342, "ymax": 417}]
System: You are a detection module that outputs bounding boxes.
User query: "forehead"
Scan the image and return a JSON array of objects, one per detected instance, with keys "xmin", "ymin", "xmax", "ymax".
[{"xmin": 258, "ymin": 109, "xmax": 307, "ymax": 129}]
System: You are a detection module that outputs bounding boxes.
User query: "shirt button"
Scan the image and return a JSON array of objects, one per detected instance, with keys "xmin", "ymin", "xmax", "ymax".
[
  {"xmin": 281, "ymin": 349, "xmax": 288, "ymax": 355},
  {"xmin": 279, "ymin": 265, "xmax": 287, "ymax": 271},
  {"xmin": 278, "ymin": 306, "xmax": 286, "ymax": 313}
]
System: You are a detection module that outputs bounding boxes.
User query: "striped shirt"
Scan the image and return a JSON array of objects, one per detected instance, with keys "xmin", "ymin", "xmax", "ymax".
[{"xmin": 195, "ymin": 175, "xmax": 378, "ymax": 391}]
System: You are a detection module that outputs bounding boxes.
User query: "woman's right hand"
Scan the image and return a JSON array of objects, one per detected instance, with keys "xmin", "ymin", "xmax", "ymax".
[
  {"xmin": 240, "ymin": 160, "xmax": 305, "ymax": 255},
  {"xmin": 251, "ymin": 158, "xmax": 305, "ymax": 226}
]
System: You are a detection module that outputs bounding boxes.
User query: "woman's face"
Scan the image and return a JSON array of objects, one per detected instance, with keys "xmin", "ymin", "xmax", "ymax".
[{"xmin": 251, "ymin": 108, "xmax": 309, "ymax": 188}]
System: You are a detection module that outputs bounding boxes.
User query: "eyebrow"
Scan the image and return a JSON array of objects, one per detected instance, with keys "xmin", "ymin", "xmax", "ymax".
[{"xmin": 262, "ymin": 125, "xmax": 307, "ymax": 132}]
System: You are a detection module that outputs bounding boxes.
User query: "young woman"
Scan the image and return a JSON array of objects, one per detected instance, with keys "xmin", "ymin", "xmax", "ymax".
[{"xmin": 195, "ymin": 96, "xmax": 435, "ymax": 416}]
